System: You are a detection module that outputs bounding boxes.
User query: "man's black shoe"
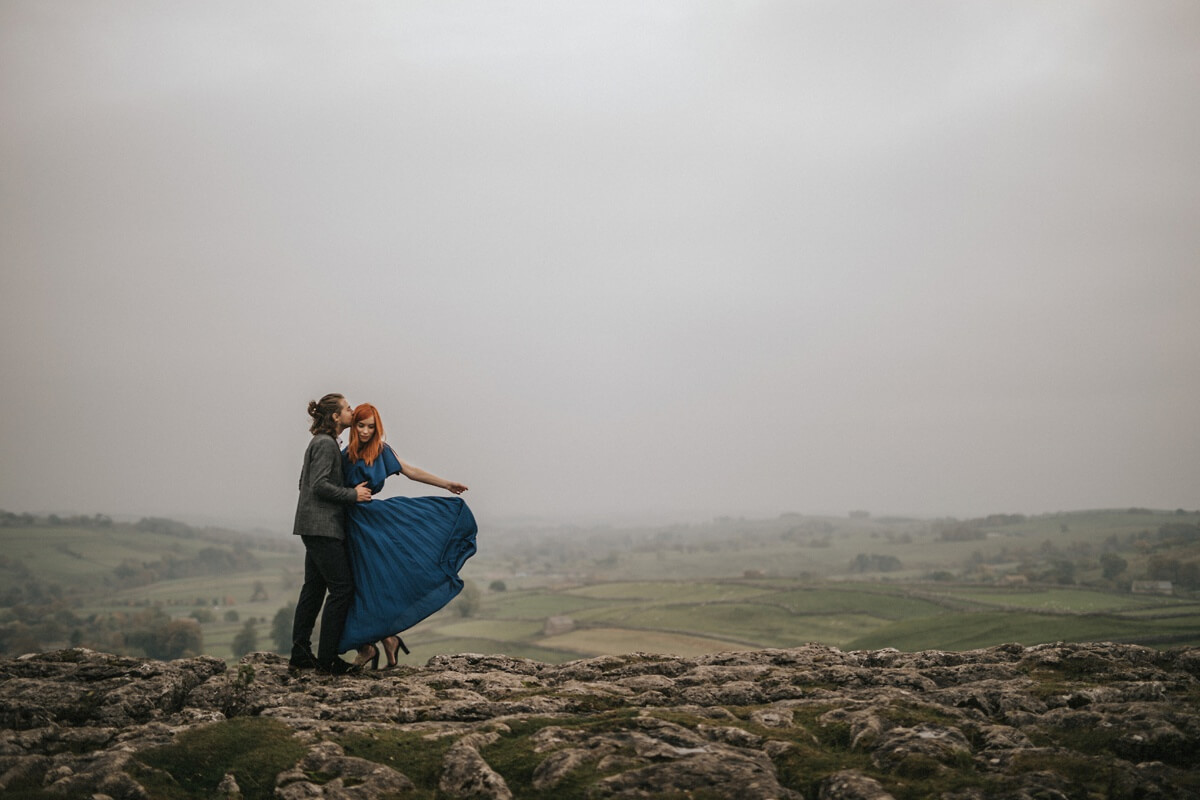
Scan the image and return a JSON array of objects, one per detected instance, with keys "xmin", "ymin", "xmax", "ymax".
[
  {"xmin": 317, "ymin": 657, "xmax": 361, "ymax": 676},
  {"xmin": 288, "ymin": 646, "xmax": 319, "ymax": 671}
]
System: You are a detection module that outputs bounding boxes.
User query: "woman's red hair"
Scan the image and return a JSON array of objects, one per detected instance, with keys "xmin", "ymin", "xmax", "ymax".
[{"xmin": 347, "ymin": 403, "xmax": 386, "ymax": 466}]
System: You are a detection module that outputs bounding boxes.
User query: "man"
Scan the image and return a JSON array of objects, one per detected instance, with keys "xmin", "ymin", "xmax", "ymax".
[{"xmin": 289, "ymin": 393, "xmax": 372, "ymax": 674}]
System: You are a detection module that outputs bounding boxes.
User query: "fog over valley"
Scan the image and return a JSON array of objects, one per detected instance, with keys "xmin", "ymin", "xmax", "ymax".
[{"xmin": 2, "ymin": 2, "xmax": 1198, "ymax": 528}]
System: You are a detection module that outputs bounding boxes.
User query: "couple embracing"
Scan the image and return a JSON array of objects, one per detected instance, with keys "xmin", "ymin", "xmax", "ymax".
[{"xmin": 289, "ymin": 393, "xmax": 477, "ymax": 675}]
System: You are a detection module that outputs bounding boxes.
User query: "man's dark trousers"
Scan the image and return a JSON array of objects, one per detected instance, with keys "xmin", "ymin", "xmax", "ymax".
[{"xmin": 292, "ymin": 535, "xmax": 354, "ymax": 663}]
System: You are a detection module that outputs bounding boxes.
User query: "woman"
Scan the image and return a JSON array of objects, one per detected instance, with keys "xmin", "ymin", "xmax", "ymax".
[{"xmin": 337, "ymin": 403, "xmax": 477, "ymax": 668}]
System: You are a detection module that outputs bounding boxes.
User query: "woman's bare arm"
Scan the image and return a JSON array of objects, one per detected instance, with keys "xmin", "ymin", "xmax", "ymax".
[{"xmin": 399, "ymin": 460, "xmax": 468, "ymax": 495}]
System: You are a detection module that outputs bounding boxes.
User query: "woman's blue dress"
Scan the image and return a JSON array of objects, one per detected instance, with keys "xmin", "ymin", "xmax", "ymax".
[{"xmin": 337, "ymin": 444, "xmax": 477, "ymax": 651}]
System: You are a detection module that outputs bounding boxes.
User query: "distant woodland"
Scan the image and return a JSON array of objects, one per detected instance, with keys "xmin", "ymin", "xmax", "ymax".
[{"xmin": 0, "ymin": 511, "xmax": 297, "ymax": 660}]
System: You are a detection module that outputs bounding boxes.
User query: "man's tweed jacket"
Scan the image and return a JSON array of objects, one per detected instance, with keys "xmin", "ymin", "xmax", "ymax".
[{"xmin": 292, "ymin": 434, "xmax": 357, "ymax": 539}]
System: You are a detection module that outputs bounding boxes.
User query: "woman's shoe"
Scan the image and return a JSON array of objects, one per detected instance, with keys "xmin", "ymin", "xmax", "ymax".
[
  {"xmin": 382, "ymin": 635, "xmax": 410, "ymax": 668},
  {"xmin": 354, "ymin": 643, "xmax": 380, "ymax": 671}
]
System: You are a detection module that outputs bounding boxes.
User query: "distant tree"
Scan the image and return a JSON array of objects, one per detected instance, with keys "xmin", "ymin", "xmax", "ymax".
[
  {"xmin": 1157, "ymin": 523, "xmax": 1200, "ymax": 544},
  {"xmin": 271, "ymin": 604, "xmax": 295, "ymax": 654},
  {"xmin": 126, "ymin": 613, "xmax": 202, "ymax": 660},
  {"xmin": 1042, "ymin": 559, "xmax": 1076, "ymax": 585},
  {"xmin": 280, "ymin": 569, "xmax": 299, "ymax": 590},
  {"xmin": 452, "ymin": 581, "xmax": 482, "ymax": 618},
  {"xmin": 232, "ymin": 620, "xmax": 258, "ymax": 658},
  {"xmin": 224, "ymin": 609, "xmax": 240, "ymax": 623},
  {"xmin": 1147, "ymin": 556, "xmax": 1200, "ymax": 589},
  {"xmin": 1181, "ymin": 562, "xmax": 1200, "ymax": 590},
  {"xmin": 163, "ymin": 619, "xmax": 203, "ymax": 658},
  {"xmin": 488, "ymin": 580, "xmax": 507, "ymax": 592},
  {"xmin": 1147, "ymin": 556, "xmax": 1179, "ymax": 582},
  {"xmin": 849, "ymin": 554, "xmax": 902, "ymax": 573},
  {"xmin": 135, "ymin": 517, "xmax": 196, "ymax": 538},
  {"xmin": 250, "ymin": 581, "xmax": 269, "ymax": 602},
  {"xmin": 937, "ymin": 523, "xmax": 985, "ymax": 542},
  {"xmin": 1099, "ymin": 553, "xmax": 1127, "ymax": 580},
  {"xmin": 0, "ymin": 624, "xmax": 40, "ymax": 655},
  {"xmin": 189, "ymin": 608, "xmax": 215, "ymax": 624}
]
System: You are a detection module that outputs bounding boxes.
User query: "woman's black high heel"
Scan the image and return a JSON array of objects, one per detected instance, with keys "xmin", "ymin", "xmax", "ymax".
[
  {"xmin": 354, "ymin": 643, "xmax": 380, "ymax": 671},
  {"xmin": 382, "ymin": 635, "xmax": 410, "ymax": 668}
]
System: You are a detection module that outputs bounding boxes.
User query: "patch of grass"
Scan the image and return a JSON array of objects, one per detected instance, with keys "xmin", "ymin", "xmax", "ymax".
[
  {"xmin": 131, "ymin": 717, "xmax": 304, "ymax": 800},
  {"xmin": 932, "ymin": 587, "xmax": 1184, "ymax": 613},
  {"xmin": 477, "ymin": 710, "xmax": 641, "ymax": 799},
  {"xmin": 1025, "ymin": 719, "xmax": 1196, "ymax": 769},
  {"xmin": 485, "ymin": 591, "xmax": 616, "ymax": 620},
  {"xmin": 707, "ymin": 703, "xmax": 1000, "ymax": 800},
  {"xmin": 337, "ymin": 729, "xmax": 457, "ymax": 799},
  {"xmin": 562, "ymin": 581, "xmax": 773, "ymax": 604},
  {"xmin": 769, "ymin": 722, "xmax": 870, "ymax": 795},
  {"xmin": 538, "ymin": 626, "xmax": 752, "ymax": 657},
  {"xmin": 877, "ymin": 702, "xmax": 963, "ymax": 729},
  {"xmin": 1009, "ymin": 751, "xmax": 1124, "ymax": 796},
  {"xmin": 847, "ymin": 609, "xmax": 1200, "ymax": 651},
  {"xmin": 0, "ymin": 766, "xmax": 66, "ymax": 799},
  {"xmin": 1023, "ymin": 727, "xmax": 1126, "ymax": 759},
  {"xmin": 549, "ymin": 690, "xmax": 631, "ymax": 714},
  {"xmin": 765, "ymin": 587, "xmax": 949, "ymax": 620},
  {"xmin": 646, "ymin": 703, "xmax": 876, "ymax": 796},
  {"xmin": 589, "ymin": 602, "xmax": 885, "ymax": 649},
  {"xmin": 433, "ymin": 618, "xmax": 545, "ymax": 640},
  {"xmin": 642, "ymin": 708, "xmax": 727, "ymax": 728},
  {"xmin": 1021, "ymin": 671, "xmax": 1078, "ymax": 700}
]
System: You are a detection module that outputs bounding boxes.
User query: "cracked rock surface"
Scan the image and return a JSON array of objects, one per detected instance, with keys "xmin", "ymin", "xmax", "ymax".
[{"xmin": 1, "ymin": 641, "xmax": 1198, "ymax": 798}]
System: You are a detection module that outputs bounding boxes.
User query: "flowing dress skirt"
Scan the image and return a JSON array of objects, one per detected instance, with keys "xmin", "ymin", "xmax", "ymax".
[{"xmin": 338, "ymin": 496, "xmax": 477, "ymax": 651}]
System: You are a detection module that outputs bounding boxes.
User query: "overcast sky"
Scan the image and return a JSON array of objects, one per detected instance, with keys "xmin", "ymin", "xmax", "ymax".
[{"xmin": 2, "ymin": 1, "xmax": 1198, "ymax": 530}]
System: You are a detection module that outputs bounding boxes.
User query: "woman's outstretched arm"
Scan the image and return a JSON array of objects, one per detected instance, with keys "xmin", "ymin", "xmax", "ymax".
[{"xmin": 398, "ymin": 460, "xmax": 468, "ymax": 495}]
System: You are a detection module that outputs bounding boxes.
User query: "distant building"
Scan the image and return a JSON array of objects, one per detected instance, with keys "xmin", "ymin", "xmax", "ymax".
[
  {"xmin": 1000, "ymin": 574, "xmax": 1028, "ymax": 586},
  {"xmin": 743, "ymin": 569, "xmax": 765, "ymax": 579},
  {"xmin": 1131, "ymin": 580, "xmax": 1173, "ymax": 595},
  {"xmin": 543, "ymin": 615, "xmax": 575, "ymax": 636}
]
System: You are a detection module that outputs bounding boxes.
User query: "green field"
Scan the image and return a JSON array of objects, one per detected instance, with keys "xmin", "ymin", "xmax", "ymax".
[
  {"xmin": 538, "ymin": 627, "xmax": 754, "ymax": 657},
  {"xmin": 371, "ymin": 579, "xmax": 1199, "ymax": 667},
  {"xmin": 3, "ymin": 507, "xmax": 1197, "ymax": 663},
  {"xmin": 927, "ymin": 587, "xmax": 1194, "ymax": 613},
  {"xmin": 847, "ymin": 609, "xmax": 1200, "ymax": 651}
]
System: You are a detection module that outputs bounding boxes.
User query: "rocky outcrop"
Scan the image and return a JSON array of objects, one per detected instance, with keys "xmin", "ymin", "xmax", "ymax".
[{"xmin": 0, "ymin": 642, "xmax": 1197, "ymax": 798}]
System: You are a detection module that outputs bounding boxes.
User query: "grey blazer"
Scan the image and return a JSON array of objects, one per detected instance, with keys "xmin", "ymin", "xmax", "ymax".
[{"xmin": 292, "ymin": 434, "xmax": 357, "ymax": 539}]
